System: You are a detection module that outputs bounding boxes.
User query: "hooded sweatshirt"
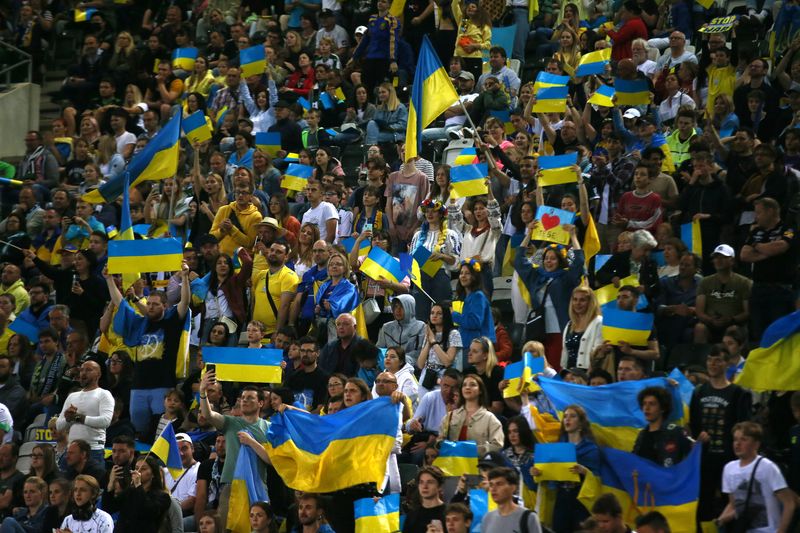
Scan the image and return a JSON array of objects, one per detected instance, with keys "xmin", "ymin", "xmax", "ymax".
[
  {"xmin": 376, "ymin": 294, "xmax": 426, "ymax": 368},
  {"xmin": 210, "ymin": 201, "xmax": 262, "ymax": 257}
]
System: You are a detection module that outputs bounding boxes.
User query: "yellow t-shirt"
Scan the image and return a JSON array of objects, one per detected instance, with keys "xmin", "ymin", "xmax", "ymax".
[
  {"xmin": 252, "ymin": 266, "xmax": 300, "ymax": 334},
  {"xmin": 706, "ymin": 65, "xmax": 735, "ymax": 118}
]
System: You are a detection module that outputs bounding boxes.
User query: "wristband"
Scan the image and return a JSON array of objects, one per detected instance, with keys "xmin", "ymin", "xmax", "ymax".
[{"xmin": 199, "ymin": 395, "xmax": 207, "ymax": 400}]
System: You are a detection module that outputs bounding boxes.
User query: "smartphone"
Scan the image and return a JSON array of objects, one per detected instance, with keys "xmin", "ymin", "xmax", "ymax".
[
  {"xmin": 205, "ymin": 363, "xmax": 216, "ymax": 382},
  {"xmin": 363, "ymin": 223, "xmax": 373, "ymax": 233}
]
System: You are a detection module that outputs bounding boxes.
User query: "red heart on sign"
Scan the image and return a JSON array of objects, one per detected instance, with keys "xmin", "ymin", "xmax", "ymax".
[{"xmin": 541, "ymin": 213, "xmax": 560, "ymax": 230}]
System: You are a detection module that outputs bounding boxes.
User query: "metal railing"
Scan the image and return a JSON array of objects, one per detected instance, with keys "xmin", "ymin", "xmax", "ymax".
[{"xmin": 0, "ymin": 40, "xmax": 32, "ymax": 88}]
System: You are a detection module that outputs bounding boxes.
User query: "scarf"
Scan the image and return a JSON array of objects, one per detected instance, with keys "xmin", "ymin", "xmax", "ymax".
[{"xmin": 32, "ymin": 352, "xmax": 64, "ymax": 397}]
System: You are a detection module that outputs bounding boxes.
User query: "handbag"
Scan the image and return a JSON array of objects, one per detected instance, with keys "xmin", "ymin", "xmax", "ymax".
[
  {"xmin": 362, "ymin": 297, "xmax": 381, "ymax": 325},
  {"xmin": 420, "ymin": 367, "xmax": 439, "ymax": 390},
  {"xmin": 728, "ymin": 457, "xmax": 763, "ymax": 533},
  {"xmin": 210, "ymin": 291, "xmax": 239, "ymax": 335},
  {"xmin": 524, "ymin": 280, "xmax": 551, "ymax": 343}
]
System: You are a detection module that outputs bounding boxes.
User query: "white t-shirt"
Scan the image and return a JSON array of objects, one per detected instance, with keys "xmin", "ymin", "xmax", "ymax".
[
  {"xmin": 302, "ymin": 201, "xmax": 339, "ymax": 241},
  {"xmin": 164, "ymin": 461, "xmax": 200, "ymax": 502},
  {"xmin": 0, "ymin": 403, "xmax": 12, "ymax": 443},
  {"xmin": 115, "ymin": 131, "xmax": 137, "ymax": 155},
  {"xmin": 61, "ymin": 509, "xmax": 115, "ymax": 533},
  {"xmin": 55, "ymin": 388, "xmax": 114, "ymax": 450},
  {"xmin": 722, "ymin": 456, "xmax": 789, "ymax": 533}
]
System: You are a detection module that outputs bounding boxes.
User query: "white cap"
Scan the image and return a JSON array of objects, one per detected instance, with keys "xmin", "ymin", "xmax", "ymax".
[
  {"xmin": 175, "ymin": 433, "xmax": 193, "ymax": 444},
  {"xmin": 712, "ymin": 244, "xmax": 735, "ymax": 257},
  {"xmin": 622, "ymin": 108, "xmax": 641, "ymax": 119},
  {"xmin": 355, "ymin": 26, "xmax": 367, "ymax": 35}
]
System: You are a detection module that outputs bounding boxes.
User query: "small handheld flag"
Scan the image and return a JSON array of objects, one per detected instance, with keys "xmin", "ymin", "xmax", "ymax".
[
  {"xmin": 453, "ymin": 147, "xmax": 479, "ymax": 166},
  {"xmin": 531, "ymin": 206, "xmax": 576, "ymax": 245},
  {"xmin": 488, "ymin": 109, "xmax": 516, "ymax": 135},
  {"xmin": 614, "ymin": 78, "xmax": 650, "ymax": 106},
  {"xmin": 680, "ymin": 220, "xmax": 703, "ymax": 256},
  {"xmin": 433, "ymin": 440, "xmax": 479, "ymax": 476},
  {"xmin": 255, "ymin": 132, "xmax": 281, "ymax": 158},
  {"xmin": 74, "ymin": 8, "xmax": 97, "ymax": 22},
  {"xmin": 239, "ymin": 45, "xmax": 266, "ymax": 78},
  {"xmin": 108, "ymin": 238, "xmax": 183, "ymax": 274},
  {"xmin": 354, "ymin": 494, "xmax": 400, "ymax": 533},
  {"xmin": 281, "ymin": 163, "xmax": 313, "ymax": 191},
  {"xmin": 450, "ymin": 163, "xmax": 489, "ymax": 198},
  {"xmin": 532, "ymin": 86, "xmax": 568, "ymax": 113},
  {"xmin": 172, "ymin": 47, "xmax": 198, "ymax": 71},
  {"xmin": 601, "ymin": 308, "xmax": 653, "ymax": 346},
  {"xmin": 503, "ymin": 352, "xmax": 545, "ymax": 398},
  {"xmin": 182, "ymin": 110, "xmax": 212, "ymax": 144},
  {"xmin": 534, "ymin": 443, "xmax": 580, "ymax": 482},
  {"xmin": 8, "ymin": 318, "xmax": 39, "ymax": 343},
  {"xmin": 588, "ymin": 84, "xmax": 615, "ymax": 107},
  {"xmin": 151, "ymin": 422, "xmax": 184, "ymax": 478},
  {"xmin": 202, "ymin": 347, "xmax": 283, "ymax": 383},
  {"xmin": 533, "ymin": 72, "xmax": 570, "ymax": 92},
  {"xmin": 575, "ymin": 48, "xmax": 612, "ymax": 77},
  {"xmin": 360, "ymin": 247, "xmax": 405, "ymax": 284},
  {"xmin": 341, "ymin": 237, "xmax": 371, "ymax": 257},
  {"xmin": 538, "ymin": 153, "xmax": 578, "ymax": 187}
]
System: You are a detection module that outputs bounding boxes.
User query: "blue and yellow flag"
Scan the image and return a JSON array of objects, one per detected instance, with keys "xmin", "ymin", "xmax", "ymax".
[
  {"xmin": 115, "ymin": 172, "xmax": 139, "ymax": 290},
  {"xmin": 297, "ymin": 97, "xmax": 311, "ymax": 111},
  {"xmin": 538, "ymin": 376, "xmax": 685, "ymax": 451},
  {"xmin": 489, "ymin": 109, "xmax": 516, "ymax": 135},
  {"xmin": 284, "ymin": 152, "xmax": 300, "ymax": 163},
  {"xmin": 227, "ymin": 439, "xmax": 268, "ymax": 533},
  {"xmin": 151, "ymin": 421, "xmax": 184, "ymax": 478},
  {"xmin": 588, "ymin": 84, "xmax": 615, "ymax": 107},
  {"xmin": 74, "ymin": 8, "xmax": 96, "ymax": 21},
  {"xmin": 360, "ymin": 247, "xmax": 404, "ymax": 284},
  {"xmin": 503, "ymin": 353, "xmax": 545, "ymax": 398},
  {"xmin": 534, "ymin": 442, "xmax": 579, "ymax": 482},
  {"xmin": 680, "ymin": 220, "xmax": 702, "ymax": 256},
  {"xmin": 215, "ymin": 105, "xmax": 229, "ymax": 127},
  {"xmin": 354, "ymin": 493, "xmax": 399, "ymax": 533},
  {"xmin": 453, "ymin": 147, "xmax": 479, "ymax": 166},
  {"xmin": 738, "ymin": 309, "xmax": 800, "ymax": 391},
  {"xmin": 255, "ymin": 131, "xmax": 281, "ymax": 158},
  {"xmin": 538, "ymin": 153, "xmax": 578, "ymax": 187},
  {"xmin": 450, "ymin": 163, "xmax": 488, "ymax": 199},
  {"xmin": 532, "ymin": 86, "xmax": 568, "ymax": 113},
  {"xmin": 190, "ymin": 272, "xmax": 211, "ymax": 306},
  {"xmin": 83, "ymin": 112, "xmax": 181, "ymax": 203},
  {"xmin": 614, "ymin": 79, "xmax": 650, "ymax": 106},
  {"xmin": 533, "ymin": 72, "xmax": 569, "ymax": 92},
  {"xmin": 411, "ymin": 247, "xmax": 442, "ymax": 278},
  {"xmin": 594, "ymin": 275, "xmax": 639, "ymax": 306},
  {"xmin": 108, "ymin": 238, "xmax": 183, "ymax": 274},
  {"xmin": 281, "ymin": 163, "xmax": 313, "ymax": 191},
  {"xmin": 578, "ymin": 444, "xmax": 701, "ymax": 533},
  {"xmin": 502, "ymin": 232, "xmax": 526, "ymax": 276},
  {"xmin": 239, "ymin": 45, "xmax": 266, "ymax": 78},
  {"xmin": 468, "ymin": 489, "xmax": 497, "ymax": 533},
  {"xmin": 320, "ymin": 92, "xmax": 339, "ymax": 110},
  {"xmin": 601, "ymin": 308, "xmax": 653, "ymax": 346},
  {"xmin": 172, "ymin": 47, "xmax": 198, "ymax": 71},
  {"xmin": 575, "ymin": 47, "xmax": 611, "ymax": 77},
  {"xmin": 406, "ymin": 35, "xmax": 459, "ymax": 161},
  {"xmin": 433, "ymin": 440, "xmax": 479, "ymax": 476},
  {"xmin": 176, "ymin": 310, "xmax": 191, "ymax": 380},
  {"xmin": 528, "ymin": 402, "xmax": 562, "ymax": 444},
  {"xmin": 265, "ymin": 396, "xmax": 401, "ymax": 492},
  {"xmin": 8, "ymin": 318, "xmax": 39, "ymax": 343},
  {"xmin": 182, "ymin": 110, "xmax": 212, "ymax": 144},
  {"xmin": 202, "ymin": 347, "xmax": 283, "ymax": 383},
  {"xmin": 341, "ymin": 236, "xmax": 371, "ymax": 258}
]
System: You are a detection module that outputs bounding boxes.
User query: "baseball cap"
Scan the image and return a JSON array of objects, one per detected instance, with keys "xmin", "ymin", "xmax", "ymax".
[
  {"xmin": 478, "ymin": 451, "xmax": 511, "ymax": 470},
  {"xmin": 57, "ymin": 244, "xmax": 79, "ymax": 254},
  {"xmin": 320, "ymin": 9, "xmax": 336, "ymax": 17},
  {"xmin": 457, "ymin": 71, "xmax": 475, "ymax": 81},
  {"xmin": 355, "ymin": 26, "xmax": 367, "ymax": 35},
  {"xmin": 637, "ymin": 117, "xmax": 654, "ymax": 126},
  {"xmin": 622, "ymin": 108, "xmax": 641, "ymax": 119},
  {"xmin": 712, "ymin": 244, "xmax": 735, "ymax": 258},
  {"xmin": 257, "ymin": 216, "xmax": 280, "ymax": 229},
  {"xmin": 175, "ymin": 433, "xmax": 192, "ymax": 444}
]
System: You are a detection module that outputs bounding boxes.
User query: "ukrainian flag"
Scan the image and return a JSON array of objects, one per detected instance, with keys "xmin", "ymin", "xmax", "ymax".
[
  {"xmin": 680, "ymin": 220, "xmax": 702, "ymax": 256},
  {"xmin": 281, "ymin": 163, "xmax": 313, "ymax": 191},
  {"xmin": 227, "ymin": 438, "xmax": 268, "ymax": 533},
  {"xmin": 202, "ymin": 347, "xmax": 283, "ymax": 383},
  {"xmin": 115, "ymin": 172, "xmax": 139, "ymax": 290},
  {"xmin": 297, "ymin": 97, "xmax": 311, "ymax": 111},
  {"xmin": 453, "ymin": 147, "xmax": 479, "ymax": 166},
  {"xmin": 108, "ymin": 238, "xmax": 183, "ymax": 274},
  {"xmin": 575, "ymin": 47, "xmax": 612, "ymax": 77},
  {"xmin": 450, "ymin": 163, "xmax": 488, "ymax": 199},
  {"xmin": 578, "ymin": 444, "xmax": 701, "ymax": 533},
  {"xmin": 172, "ymin": 47, "xmax": 198, "ymax": 71},
  {"xmin": 533, "ymin": 72, "xmax": 569, "ymax": 92},
  {"xmin": 538, "ymin": 153, "xmax": 578, "ymax": 187},
  {"xmin": 413, "ymin": 247, "xmax": 443, "ymax": 278},
  {"xmin": 360, "ymin": 247, "xmax": 404, "ymax": 284},
  {"xmin": 341, "ymin": 236, "xmax": 370, "ymax": 258},
  {"xmin": 534, "ymin": 442, "xmax": 579, "ymax": 482},
  {"xmin": 74, "ymin": 8, "xmax": 96, "ymax": 21},
  {"xmin": 538, "ymin": 376, "xmax": 685, "ymax": 451},
  {"xmin": 433, "ymin": 440, "xmax": 479, "ymax": 476},
  {"xmin": 8, "ymin": 318, "xmax": 39, "ymax": 343},
  {"xmin": 0, "ymin": 178, "xmax": 23, "ymax": 187},
  {"xmin": 489, "ymin": 109, "xmax": 516, "ymax": 135},
  {"xmin": 520, "ymin": 458, "xmax": 539, "ymax": 510},
  {"xmin": 264, "ymin": 396, "xmax": 401, "ymax": 492},
  {"xmin": 255, "ymin": 132, "xmax": 281, "ymax": 158},
  {"xmin": 468, "ymin": 489, "xmax": 497, "ymax": 532},
  {"xmin": 528, "ymin": 403, "xmax": 562, "ymax": 444},
  {"xmin": 601, "ymin": 308, "xmax": 653, "ymax": 346},
  {"xmin": 532, "ymin": 86, "xmax": 569, "ymax": 113},
  {"xmin": 176, "ymin": 311, "xmax": 192, "ymax": 380},
  {"xmin": 284, "ymin": 153, "xmax": 300, "ymax": 163},
  {"xmin": 614, "ymin": 79, "xmax": 650, "ymax": 106},
  {"xmin": 190, "ymin": 272, "xmax": 211, "ymax": 306},
  {"xmin": 215, "ymin": 105, "xmax": 229, "ymax": 127},
  {"xmin": 406, "ymin": 35, "xmax": 459, "ymax": 161},
  {"xmin": 738, "ymin": 309, "xmax": 800, "ymax": 391},
  {"xmin": 239, "ymin": 45, "xmax": 266, "ymax": 78},
  {"xmin": 354, "ymin": 494, "xmax": 399, "ymax": 533},
  {"xmin": 83, "ymin": 112, "xmax": 181, "ymax": 203},
  {"xmin": 151, "ymin": 422, "xmax": 184, "ymax": 478},
  {"xmin": 503, "ymin": 352, "xmax": 545, "ymax": 398},
  {"xmin": 588, "ymin": 84, "xmax": 615, "ymax": 107},
  {"xmin": 594, "ymin": 275, "xmax": 639, "ymax": 306},
  {"xmin": 182, "ymin": 110, "xmax": 212, "ymax": 144},
  {"xmin": 320, "ymin": 92, "xmax": 338, "ymax": 110},
  {"xmin": 501, "ymin": 232, "xmax": 525, "ymax": 276}
]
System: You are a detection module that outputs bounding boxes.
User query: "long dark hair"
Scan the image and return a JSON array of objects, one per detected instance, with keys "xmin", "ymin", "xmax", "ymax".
[
  {"xmin": 429, "ymin": 302, "xmax": 455, "ymax": 350},
  {"xmin": 429, "ymin": 165, "xmax": 451, "ymax": 200},
  {"xmin": 137, "ymin": 455, "xmax": 166, "ymax": 493},
  {"xmin": 455, "ymin": 261, "xmax": 484, "ymax": 300},
  {"xmin": 505, "ymin": 415, "xmax": 535, "ymax": 450},
  {"xmin": 209, "ymin": 253, "xmax": 234, "ymax": 291},
  {"xmin": 188, "ymin": 91, "xmax": 207, "ymax": 114},
  {"xmin": 269, "ymin": 191, "xmax": 290, "ymax": 222},
  {"xmin": 511, "ymin": 200, "xmax": 536, "ymax": 232}
]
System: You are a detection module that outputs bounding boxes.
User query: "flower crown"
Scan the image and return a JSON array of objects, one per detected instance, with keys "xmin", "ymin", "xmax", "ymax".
[
  {"xmin": 420, "ymin": 198, "xmax": 446, "ymax": 214},
  {"xmin": 461, "ymin": 258, "xmax": 482, "ymax": 272},
  {"xmin": 546, "ymin": 243, "xmax": 568, "ymax": 258}
]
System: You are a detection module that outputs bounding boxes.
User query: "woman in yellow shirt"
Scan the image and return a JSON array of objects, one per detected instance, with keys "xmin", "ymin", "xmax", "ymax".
[{"xmin": 454, "ymin": 0, "xmax": 492, "ymax": 81}]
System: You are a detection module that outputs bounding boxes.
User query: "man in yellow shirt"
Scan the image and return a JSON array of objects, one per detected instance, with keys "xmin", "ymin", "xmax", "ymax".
[
  {"xmin": 706, "ymin": 47, "xmax": 735, "ymax": 119},
  {"xmin": 210, "ymin": 184, "xmax": 261, "ymax": 256},
  {"xmin": 252, "ymin": 241, "xmax": 299, "ymax": 341}
]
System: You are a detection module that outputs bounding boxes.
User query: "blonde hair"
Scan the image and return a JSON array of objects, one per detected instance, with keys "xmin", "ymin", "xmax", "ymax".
[
  {"xmin": 471, "ymin": 336, "xmax": 498, "ymax": 376},
  {"xmin": 521, "ymin": 340, "xmax": 545, "ymax": 358},
  {"xmin": 124, "ymin": 84, "xmax": 143, "ymax": 106},
  {"xmin": 568, "ymin": 285, "xmax": 600, "ymax": 327},
  {"xmin": 115, "ymin": 31, "xmax": 136, "ymax": 56},
  {"xmin": 95, "ymin": 135, "xmax": 117, "ymax": 165},
  {"xmin": 378, "ymin": 82, "xmax": 401, "ymax": 112}
]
